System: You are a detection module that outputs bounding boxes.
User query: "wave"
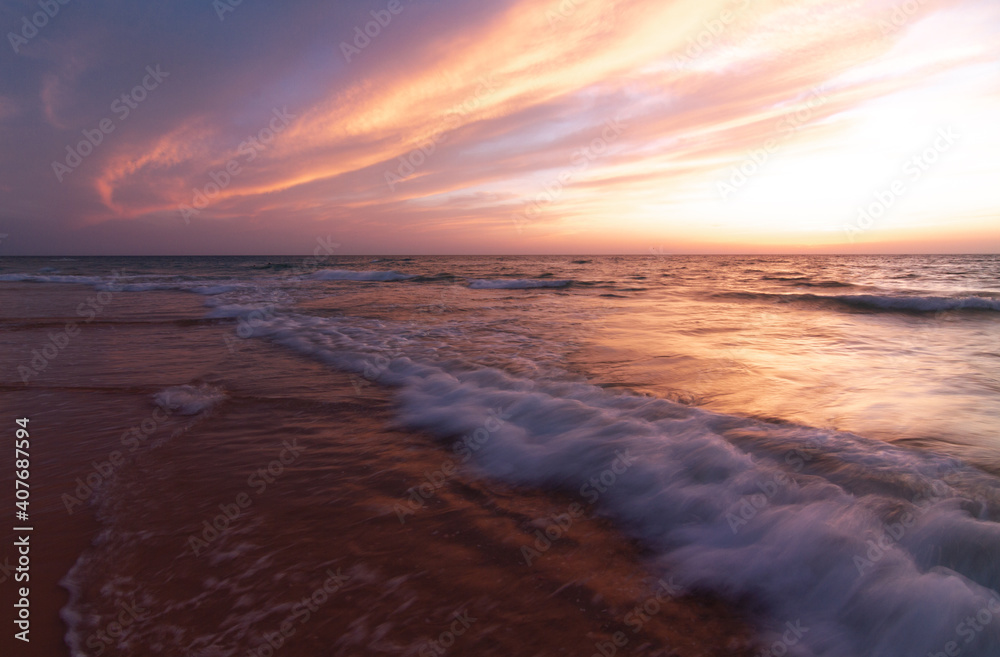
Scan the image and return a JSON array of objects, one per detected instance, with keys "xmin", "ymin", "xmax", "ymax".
[
  {"xmin": 761, "ymin": 275, "xmax": 856, "ymax": 288},
  {"xmin": 92, "ymin": 282, "xmax": 241, "ymax": 293},
  {"xmin": 0, "ymin": 273, "xmax": 108, "ymax": 284},
  {"xmin": 837, "ymin": 294, "xmax": 1000, "ymax": 312},
  {"xmin": 231, "ymin": 309, "xmax": 1000, "ymax": 657},
  {"xmin": 308, "ymin": 269, "xmax": 414, "ymax": 282},
  {"xmin": 799, "ymin": 280, "xmax": 855, "ymax": 288},
  {"xmin": 0, "ymin": 272, "xmax": 242, "ymax": 297},
  {"xmin": 468, "ymin": 279, "xmax": 572, "ymax": 289},
  {"xmin": 715, "ymin": 291, "xmax": 1000, "ymax": 313},
  {"xmin": 250, "ymin": 262, "xmax": 295, "ymax": 270}
]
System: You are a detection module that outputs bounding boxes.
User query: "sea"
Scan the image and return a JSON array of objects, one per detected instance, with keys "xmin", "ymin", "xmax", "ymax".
[{"xmin": 1, "ymin": 254, "xmax": 999, "ymax": 657}]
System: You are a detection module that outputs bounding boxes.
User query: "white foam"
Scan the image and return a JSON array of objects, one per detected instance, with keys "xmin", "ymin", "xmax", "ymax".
[
  {"xmin": 308, "ymin": 269, "xmax": 414, "ymax": 282},
  {"xmin": 153, "ymin": 384, "xmax": 226, "ymax": 415},
  {"xmin": 0, "ymin": 273, "xmax": 107, "ymax": 284},
  {"xmin": 241, "ymin": 311, "xmax": 1000, "ymax": 657},
  {"xmin": 0, "ymin": 272, "xmax": 248, "ymax": 297},
  {"xmin": 96, "ymin": 282, "xmax": 177, "ymax": 292},
  {"xmin": 468, "ymin": 279, "xmax": 571, "ymax": 289},
  {"xmin": 835, "ymin": 294, "xmax": 1000, "ymax": 312}
]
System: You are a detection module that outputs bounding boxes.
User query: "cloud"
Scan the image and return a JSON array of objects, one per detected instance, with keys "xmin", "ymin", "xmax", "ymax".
[{"xmin": 1, "ymin": 0, "xmax": 998, "ymax": 254}]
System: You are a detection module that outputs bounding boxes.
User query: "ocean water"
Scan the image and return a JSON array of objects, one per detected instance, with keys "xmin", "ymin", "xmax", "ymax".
[{"xmin": 2, "ymin": 254, "xmax": 1000, "ymax": 657}]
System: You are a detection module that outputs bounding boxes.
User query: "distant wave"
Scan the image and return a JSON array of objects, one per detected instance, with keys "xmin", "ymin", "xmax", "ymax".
[
  {"xmin": 468, "ymin": 279, "xmax": 572, "ymax": 289},
  {"xmin": 308, "ymin": 269, "xmax": 414, "ymax": 282},
  {"xmin": 762, "ymin": 275, "xmax": 855, "ymax": 288},
  {"xmin": 799, "ymin": 280, "xmax": 855, "ymax": 288},
  {"xmin": 0, "ymin": 273, "xmax": 239, "ymax": 295},
  {"xmin": 838, "ymin": 294, "xmax": 1000, "ymax": 312},
  {"xmin": 716, "ymin": 291, "xmax": 1000, "ymax": 313},
  {"xmin": 0, "ymin": 273, "xmax": 106, "ymax": 284}
]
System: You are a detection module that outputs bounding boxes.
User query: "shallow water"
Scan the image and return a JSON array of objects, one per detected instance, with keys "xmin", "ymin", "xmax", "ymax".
[{"xmin": 2, "ymin": 254, "xmax": 999, "ymax": 657}]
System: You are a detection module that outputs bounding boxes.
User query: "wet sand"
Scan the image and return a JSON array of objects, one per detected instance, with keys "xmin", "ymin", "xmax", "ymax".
[{"xmin": 0, "ymin": 283, "xmax": 757, "ymax": 656}]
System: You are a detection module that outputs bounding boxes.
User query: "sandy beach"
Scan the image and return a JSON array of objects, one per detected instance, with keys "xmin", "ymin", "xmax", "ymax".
[{"xmin": 1, "ymin": 281, "xmax": 757, "ymax": 656}]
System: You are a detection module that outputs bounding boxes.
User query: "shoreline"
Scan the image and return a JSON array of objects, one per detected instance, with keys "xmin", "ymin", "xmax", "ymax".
[{"xmin": 0, "ymin": 283, "xmax": 760, "ymax": 656}]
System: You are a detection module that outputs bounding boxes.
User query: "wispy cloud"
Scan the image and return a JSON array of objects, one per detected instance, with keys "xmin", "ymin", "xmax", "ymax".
[{"xmin": 1, "ymin": 0, "xmax": 998, "ymax": 253}]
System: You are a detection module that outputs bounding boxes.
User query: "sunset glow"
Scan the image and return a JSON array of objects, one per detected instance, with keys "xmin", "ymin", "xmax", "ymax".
[{"xmin": 2, "ymin": 0, "xmax": 999, "ymax": 254}]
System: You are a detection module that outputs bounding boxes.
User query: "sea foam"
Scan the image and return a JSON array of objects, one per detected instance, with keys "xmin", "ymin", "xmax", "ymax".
[{"xmin": 234, "ymin": 310, "xmax": 1000, "ymax": 657}]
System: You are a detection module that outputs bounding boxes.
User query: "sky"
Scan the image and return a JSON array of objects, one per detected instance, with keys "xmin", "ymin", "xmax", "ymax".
[{"xmin": 0, "ymin": 0, "xmax": 998, "ymax": 255}]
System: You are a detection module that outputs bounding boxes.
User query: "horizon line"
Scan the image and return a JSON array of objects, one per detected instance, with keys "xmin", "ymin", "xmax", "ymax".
[{"xmin": 2, "ymin": 253, "xmax": 999, "ymax": 258}]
